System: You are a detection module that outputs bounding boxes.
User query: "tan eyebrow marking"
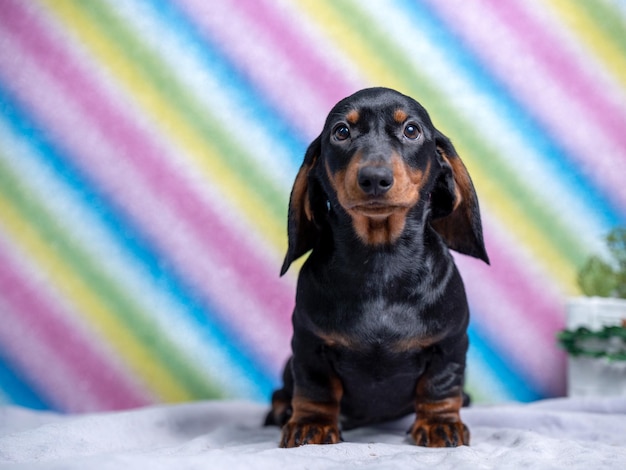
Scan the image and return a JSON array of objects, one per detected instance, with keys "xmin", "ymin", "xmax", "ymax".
[
  {"xmin": 346, "ymin": 109, "xmax": 360, "ymax": 124},
  {"xmin": 394, "ymin": 109, "xmax": 407, "ymax": 123}
]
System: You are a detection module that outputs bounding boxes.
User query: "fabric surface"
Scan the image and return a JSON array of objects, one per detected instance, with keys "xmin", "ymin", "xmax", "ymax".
[{"xmin": 1, "ymin": 398, "xmax": 625, "ymax": 469}]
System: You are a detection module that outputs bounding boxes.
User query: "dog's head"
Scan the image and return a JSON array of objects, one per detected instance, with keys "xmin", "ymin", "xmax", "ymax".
[{"xmin": 281, "ymin": 88, "xmax": 489, "ymax": 275}]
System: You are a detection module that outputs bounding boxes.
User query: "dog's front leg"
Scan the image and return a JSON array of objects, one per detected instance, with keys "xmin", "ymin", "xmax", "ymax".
[
  {"xmin": 280, "ymin": 356, "xmax": 343, "ymax": 448},
  {"xmin": 410, "ymin": 335, "xmax": 470, "ymax": 447}
]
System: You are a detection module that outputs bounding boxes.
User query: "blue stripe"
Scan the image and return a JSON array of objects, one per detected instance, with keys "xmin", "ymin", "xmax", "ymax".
[
  {"xmin": 468, "ymin": 318, "xmax": 543, "ymax": 402},
  {"xmin": 403, "ymin": 0, "xmax": 623, "ymax": 227},
  {"xmin": 144, "ymin": 0, "xmax": 308, "ymax": 172},
  {"xmin": 148, "ymin": 0, "xmax": 623, "ymax": 228},
  {"xmin": 0, "ymin": 83, "xmax": 275, "ymax": 402},
  {"xmin": 129, "ymin": 0, "xmax": 548, "ymax": 404},
  {"xmin": 0, "ymin": 349, "xmax": 52, "ymax": 410}
]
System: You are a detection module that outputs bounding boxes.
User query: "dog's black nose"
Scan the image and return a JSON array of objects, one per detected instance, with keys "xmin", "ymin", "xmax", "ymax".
[{"xmin": 358, "ymin": 166, "xmax": 394, "ymax": 196}]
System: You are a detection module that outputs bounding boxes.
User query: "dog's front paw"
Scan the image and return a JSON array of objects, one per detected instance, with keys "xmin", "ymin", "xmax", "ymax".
[
  {"xmin": 410, "ymin": 419, "xmax": 469, "ymax": 447},
  {"xmin": 280, "ymin": 420, "xmax": 342, "ymax": 447}
]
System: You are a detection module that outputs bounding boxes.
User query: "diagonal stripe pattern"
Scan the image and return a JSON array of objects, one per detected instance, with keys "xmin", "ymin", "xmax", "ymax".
[{"xmin": 0, "ymin": 0, "xmax": 625, "ymax": 410}]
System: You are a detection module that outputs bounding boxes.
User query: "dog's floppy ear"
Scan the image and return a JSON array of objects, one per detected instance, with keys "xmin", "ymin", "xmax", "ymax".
[
  {"xmin": 430, "ymin": 130, "xmax": 489, "ymax": 264},
  {"xmin": 281, "ymin": 136, "xmax": 323, "ymax": 275}
]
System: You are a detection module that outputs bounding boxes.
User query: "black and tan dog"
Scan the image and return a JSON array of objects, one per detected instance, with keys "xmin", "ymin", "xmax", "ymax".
[{"xmin": 266, "ymin": 88, "xmax": 489, "ymax": 448}]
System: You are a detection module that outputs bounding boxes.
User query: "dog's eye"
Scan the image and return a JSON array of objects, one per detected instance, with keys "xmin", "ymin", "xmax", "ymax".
[
  {"xmin": 333, "ymin": 125, "xmax": 350, "ymax": 141},
  {"xmin": 403, "ymin": 123, "xmax": 421, "ymax": 140}
]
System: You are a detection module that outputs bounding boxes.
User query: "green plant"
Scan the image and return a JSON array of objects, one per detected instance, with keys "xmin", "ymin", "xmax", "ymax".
[
  {"xmin": 558, "ymin": 325, "xmax": 626, "ymax": 361},
  {"xmin": 558, "ymin": 228, "xmax": 626, "ymax": 361},
  {"xmin": 577, "ymin": 227, "xmax": 626, "ymax": 298}
]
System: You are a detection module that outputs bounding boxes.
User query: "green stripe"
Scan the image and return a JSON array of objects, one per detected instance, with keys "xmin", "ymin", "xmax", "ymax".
[
  {"xmin": 584, "ymin": 0, "xmax": 626, "ymax": 56},
  {"xmin": 336, "ymin": 0, "xmax": 587, "ymax": 268},
  {"xmin": 78, "ymin": 0, "xmax": 287, "ymax": 222},
  {"xmin": 0, "ymin": 156, "xmax": 224, "ymax": 400},
  {"xmin": 73, "ymin": 0, "xmax": 587, "ymax": 269}
]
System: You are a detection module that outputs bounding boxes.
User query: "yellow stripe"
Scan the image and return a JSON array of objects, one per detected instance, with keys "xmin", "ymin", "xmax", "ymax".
[
  {"xmin": 298, "ymin": 0, "xmax": 579, "ymax": 293},
  {"xmin": 455, "ymin": 142, "xmax": 579, "ymax": 295},
  {"xmin": 43, "ymin": 0, "xmax": 287, "ymax": 252},
  {"xmin": 297, "ymin": 1, "xmax": 407, "ymax": 91},
  {"xmin": 546, "ymin": 0, "xmax": 626, "ymax": 90},
  {"xmin": 44, "ymin": 0, "xmax": 579, "ymax": 292},
  {"xmin": 0, "ymin": 193, "xmax": 192, "ymax": 401}
]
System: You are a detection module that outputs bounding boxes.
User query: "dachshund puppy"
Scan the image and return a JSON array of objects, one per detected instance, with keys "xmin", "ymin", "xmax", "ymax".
[{"xmin": 266, "ymin": 88, "xmax": 489, "ymax": 448}]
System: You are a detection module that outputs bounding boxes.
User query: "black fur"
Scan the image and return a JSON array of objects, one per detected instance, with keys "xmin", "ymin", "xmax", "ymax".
[{"xmin": 267, "ymin": 88, "xmax": 488, "ymax": 448}]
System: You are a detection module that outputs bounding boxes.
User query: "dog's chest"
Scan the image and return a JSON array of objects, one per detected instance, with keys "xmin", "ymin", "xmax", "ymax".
[
  {"xmin": 298, "ymin": 250, "xmax": 456, "ymax": 350},
  {"xmin": 315, "ymin": 293, "xmax": 443, "ymax": 357},
  {"xmin": 353, "ymin": 297, "xmax": 427, "ymax": 343},
  {"xmin": 332, "ymin": 310, "xmax": 429, "ymax": 381},
  {"xmin": 323, "ymin": 307, "xmax": 431, "ymax": 425}
]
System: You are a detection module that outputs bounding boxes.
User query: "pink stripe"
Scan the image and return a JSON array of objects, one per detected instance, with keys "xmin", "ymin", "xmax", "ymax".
[
  {"xmin": 0, "ymin": 245, "xmax": 152, "ymax": 411},
  {"xmin": 0, "ymin": 0, "xmax": 292, "ymax": 369},
  {"xmin": 180, "ymin": 0, "xmax": 568, "ymax": 391},
  {"xmin": 458, "ymin": 215, "xmax": 567, "ymax": 396},
  {"xmin": 3, "ymin": 0, "xmax": 560, "ymax": 378},
  {"xmin": 9, "ymin": 2, "xmax": 291, "ymax": 320},
  {"xmin": 236, "ymin": 0, "xmax": 356, "ymax": 106},
  {"xmin": 1, "ymin": 0, "xmax": 576, "ymax": 396},
  {"xmin": 0, "ymin": 303, "xmax": 92, "ymax": 412},
  {"xmin": 177, "ymin": 0, "xmax": 361, "ymax": 139},
  {"xmin": 426, "ymin": 0, "xmax": 626, "ymax": 211},
  {"xmin": 488, "ymin": 0, "xmax": 626, "ymax": 149}
]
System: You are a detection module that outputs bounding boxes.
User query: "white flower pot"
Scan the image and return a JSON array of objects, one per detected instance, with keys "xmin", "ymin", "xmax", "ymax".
[{"xmin": 565, "ymin": 297, "xmax": 626, "ymax": 397}]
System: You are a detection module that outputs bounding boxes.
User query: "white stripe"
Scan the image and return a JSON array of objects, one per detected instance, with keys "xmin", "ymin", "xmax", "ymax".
[
  {"xmin": 612, "ymin": 0, "xmax": 626, "ymax": 20},
  {"xmin": 38, "ymin": 0, "xmax": 290, "ymax": 268},
  {"xmin": 465, "ymin": 349, "xmax": 515, "ymax": 404},
  {"xmin": 0, "ymin": 17, "xmax": 291, "ymax": 380},
  {"xmin": 0, "ymin": 119, "xmax": 262, "ymax": 399},
  {"xmin": 360, "ymin": 1, "xmax": 611, "ymax": 252},
  {"xmin": 0, "ymin": 292, "xmax": 100, "ymax": 412},
  {"xmin": 527, "ymin": 0, "xmax": 626, "ymax": 110},
  {"xmin": 176, "ymin": 0, "xmax": 363, "ymax": 134},
  {"xmin": 112, "ymin": 0, "xmax": 299, "ymax": 190},
  {"xmin": 425, "ymin": 0, "xmax": 626, "ymax": 209}
]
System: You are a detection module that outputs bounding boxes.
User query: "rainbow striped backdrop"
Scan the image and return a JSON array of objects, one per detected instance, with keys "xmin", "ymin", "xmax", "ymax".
[{"xmin": 1, "ymin": 0, "xmax": 625, "ymax": 412}]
